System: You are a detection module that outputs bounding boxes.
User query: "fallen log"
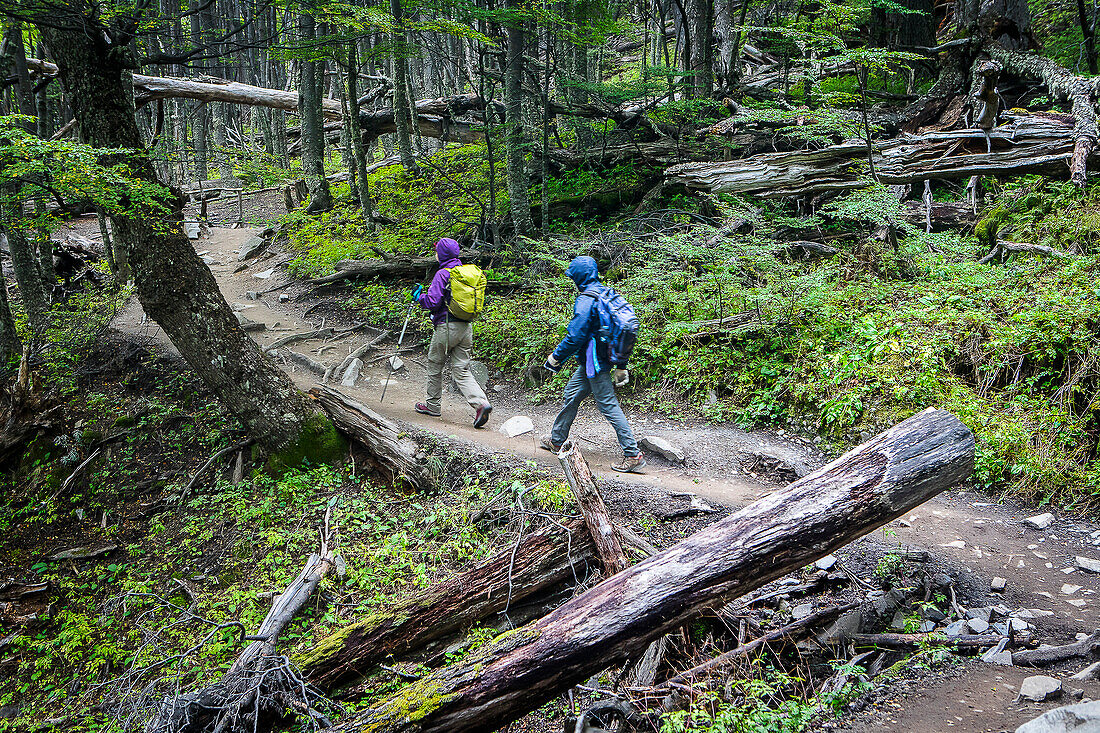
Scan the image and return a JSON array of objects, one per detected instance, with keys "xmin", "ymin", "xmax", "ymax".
[
  {"xmin": 263, "ymin": 328, "xmax": 336, "ymax": 353},
  {"xmin": 299, "ymin": 519, "xmax": 599, "ymax": 690},
  {"xmin": 330, "ymin": 407, "xmax": 974, "ymax": 733},
  {"xmin": 283, "ymin": 251, "xmax": 483, "ymax": 291},
  {"xmin": 666, "ymin": 115, "xmax": 1087, "ymax": 198},
  {"xmin": 557, "ymin": 441, "xmax": 629, "ymax": 574},
  {"xmin": 1012, "ymin": 628, "xmax": 1100, "ymax": 666},
  {"xmin": 846, "ymin": 631, "xmax": 1036, "ymax": 651},
  {"xmin": 310, "ymin": 386, "xmax": 434, "ymax": 492}
]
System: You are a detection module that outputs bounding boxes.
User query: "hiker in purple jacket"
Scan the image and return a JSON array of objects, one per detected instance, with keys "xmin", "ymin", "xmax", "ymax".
[{"xmin": 412, "ymin": 238, "xmax": 492, "ymax": 428}]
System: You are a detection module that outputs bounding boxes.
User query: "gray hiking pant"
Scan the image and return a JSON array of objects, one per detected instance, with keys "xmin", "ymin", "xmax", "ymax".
[
  {"xmin": 425, "ymin": 320, "xmax": 487, "ymax": 413},
  {"xmin": 550, "ymin": 365, "xmax": 639, "ymax": 457}
]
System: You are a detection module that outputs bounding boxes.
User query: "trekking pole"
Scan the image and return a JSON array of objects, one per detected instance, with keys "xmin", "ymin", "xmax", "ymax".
[{"xmin": 380, "ymin": 301, "xmax": 415, "ymax": 404}]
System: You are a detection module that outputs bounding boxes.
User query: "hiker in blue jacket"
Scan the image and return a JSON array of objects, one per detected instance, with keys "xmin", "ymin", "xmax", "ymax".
[{"xmin": 540, "ymin": 256, "xmax": 645, "ymax": 473}]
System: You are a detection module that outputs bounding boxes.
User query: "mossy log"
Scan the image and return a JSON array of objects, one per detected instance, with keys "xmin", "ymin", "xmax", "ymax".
[
  {"xmin": 331, "ymin": 407, "xmax": 974, "ymax": 733},
  {"xmin": 309, "ymin": 387, "xmax": 435, "ymax": 491},
  {"xmin": 299, "ymin": 519, "xmax": 598, "ymax": 689}
]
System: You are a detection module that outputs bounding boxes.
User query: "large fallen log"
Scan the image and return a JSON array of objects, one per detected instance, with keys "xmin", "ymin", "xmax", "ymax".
[
  {"xmin": 310, "ymin": 386, "xmax": 434, "ymax": 491},
  {"xmin": 331, "ymin": 407, "xmax": 974, "ymax": 733},
  {"xmin": 666, "ymin": 115, "xmax": 1086, "ymax": 197},
  {"xmin": 297, "ymin": 251, "xmax": 483, "ymax": 289},
  {"xmin": 299, "ymin": 519, "xmax": 599, "ymax": 690}
]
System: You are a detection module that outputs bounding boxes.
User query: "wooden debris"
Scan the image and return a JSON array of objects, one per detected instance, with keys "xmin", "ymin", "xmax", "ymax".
[
  {"xmin": 1012, "ymin": 629, "xmax": 1100, "ymax": 666},
  {"xmin": 329, "ymin": 407, "xmax": 974, "ymax": 733},
  {"xmin": 263, "ymin": 328, "xmax": 335, "ymax": 353},
  {"xmin": 558, "ymin": 441, "xmax": 629, "ymax": 574}
]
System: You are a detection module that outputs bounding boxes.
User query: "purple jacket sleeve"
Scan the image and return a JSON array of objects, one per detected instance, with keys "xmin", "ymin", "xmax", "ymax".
[{"xmin": 418, "ymin": 268, "xmax": 451, "ymax": 312}]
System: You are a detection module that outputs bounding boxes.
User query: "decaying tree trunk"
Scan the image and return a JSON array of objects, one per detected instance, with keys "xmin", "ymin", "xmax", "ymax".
[
  {"xmin": 331, "ymin": 407, "xmax": 974, "ymax": 733},
  {"xmin": 557, "ymin": 440, "xmax": 628, "ymax": 575},
  {"xmin": 300, "ymin": 519, "xmax": 599, "ymax": 689},
  {"xmin": 667, "ymin": 114, "xmax": 1089, "ymax": 197},
  {"xmin": 309, "ymin": 386, "xmax": 435, "ymax": 491},
  {"xmin": 287, "ymin": 251, "xmax": 483, "ymax": 289}
]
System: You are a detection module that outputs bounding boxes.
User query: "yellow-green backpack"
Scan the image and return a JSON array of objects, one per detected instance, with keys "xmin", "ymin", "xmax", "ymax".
[{"xmin": 445, "ymin": 264, "xmax": 487, "ymax": 321}]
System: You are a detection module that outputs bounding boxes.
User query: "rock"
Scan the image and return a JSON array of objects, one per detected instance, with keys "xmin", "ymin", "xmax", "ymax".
[
  {"xmin": 889, "ymin": 611, "xmax": 908, "ymax": 631},
  {"xmin": 1076, "ymin": 556, "xmax": 1100, "ymax": 573},
  {"xmin": 254, "ymin": 267, "xmax": 275, "ymax": 279},
  {"xmin": 639, "ymin": 436, "xmax": 685, "ymax": 463},
  {"xmin": 967, "ymin": 606, "xmax": 993, "ymax": 623},
  {"xmin": 1015, "ymin": 701, "xmax": 1100, "ymax": 733},
  {"xmin": 919, "ymin": 620, "xmax": 937, "ymax": 632},
  {"xmin": 944, "ymin": 619, "xmax": 967, "ymax": 637},
  {"xmin": 991, "ymin": 576, "xmax": 1007, "ymax": 591},
  {"xmin": 237, "ymin": 234, "xmax": 267, "ymax": 261},
  {"xmin": 931, "ymin": 572, "xmax": 953, "ymax": 589},
  {"xmin": 498, "ymin": 415, "xmax": 534, "ymax": 438},
  {"xmin": 980, "ymin": 637, "xmax": 1009, "ymax": 663},
  {"xmin": 967, "ymin": 617, "xmax": 990, "ymax": 634},
  {"xmin": 993, "ymin": 622, "xmax": 1010, "ymax": 636},
  {"xmin": 941, "ymin": 540, "xmax": 966, "ymax": 548},
  {"xmin": 1018, "ymin": 675, "xmax": 1063, "ymax": 703},
  {"xmin": 921, "ymin": 606, "xmax": 947, "ymax": 622},
  {"xmin": 279, "ymin": 293, "xmax": 290, "ymax": 303},
  {"xmin": 201, "ymin": 255, "xmax": 217, "ymax": 265},
  {"xmin": 1025, "ymin": 512, "xmax": 1055, "ymax": 530},
  {"xmin": 792, "ymin": 602, "xmax": 814, "ymax": 620},
  {"xmin": 988, "ymin": 651, "xmax": 1014, "ymax": 665},
  {"xmin": 814, "ymin": 554, "xmax": 837, "ymax": 571},
  {"xmin": 233, "ymin": 263, "xmax": 249, "ymax": 273},
  {"xmin": 50, "ymin": 544, "xmax": 118, "ymax": 561},
  {"xmin": 706, "ymin": 388, "xmax": 717, "ymax": 406},
  {"xmin": 992, "ymin": 604, "xmax": 1012, "ymax": 617},
  {"xmin": 1071, "ymin": 662, "xmax": 1100, "ymax": 681},
  {"xmin": 820, "ymin": 609, "xmax": 862, "ymax": 643},
  {"xmin": 1062, "ymin": 584, "xmax": 1082, "ymax": 595},
  {"xmin": 1010, "ymin": 617, "xmax": 1031, "ymax": 632},
  {"xmin": 341, "ymin": 358, "xmax": 363, "ymax": 387},
  {"xmin": 245, "ymin": 291, "xmax": 261, "ymax": 300},
  {"xmin": 184, "ymin": 221, "xmax": 201, "ymax": 239},
  {"xmin": 388, "ymin": 355, "xmax": 404, "ymax": 372},
  {"xmin": 491, "ymin": 384, "xmax": 504, "ymax": 393},
  {"xmin": 235, "ymin": 313, "xmax": 265, "ymax": 332}
]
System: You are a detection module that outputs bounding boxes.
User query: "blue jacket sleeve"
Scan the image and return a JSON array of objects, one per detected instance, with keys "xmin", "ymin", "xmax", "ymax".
[{"xmin": 551, "ymin": 294, "xmax": 595, "ymax": 364}]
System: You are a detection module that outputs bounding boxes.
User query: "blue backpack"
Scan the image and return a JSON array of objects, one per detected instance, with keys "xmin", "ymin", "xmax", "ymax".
[{"xmin": 582, "ymin": 286, "xmax": 639, "ymax": 367}]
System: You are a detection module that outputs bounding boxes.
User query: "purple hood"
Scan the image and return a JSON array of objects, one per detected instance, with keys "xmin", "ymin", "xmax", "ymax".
[
  {"xmin": 418, "ymin": 238, "xmax": 463, "ymax": 325},
  {"xmin": 435, "ymin": 237, "xmax": 461, "ymax": 264}
]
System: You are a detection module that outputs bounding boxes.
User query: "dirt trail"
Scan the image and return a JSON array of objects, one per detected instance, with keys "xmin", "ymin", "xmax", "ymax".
[{"xmin": 110, "ymin": 223, "xmax": 1100, "ymax": 732}]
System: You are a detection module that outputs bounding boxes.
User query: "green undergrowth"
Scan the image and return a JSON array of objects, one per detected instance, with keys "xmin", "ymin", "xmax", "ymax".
[
  {"xmin": 0, "ymin": 340, "xmax": 574, "ymax": 730},
  {"xmin": 330, "ymin": 175, "xmax": 1100, "ymax": 506}
]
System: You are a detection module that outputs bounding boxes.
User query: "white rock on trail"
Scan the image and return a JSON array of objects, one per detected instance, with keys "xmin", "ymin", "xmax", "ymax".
[
  {"xmin": 966, "ymin": 617, "xmax": 990, "ymax": 634},
  {"xmin": 991, "ymin": 576, "xmax": 1007, "ymax": 591},
  {"xmin": 341, "ymin": 358, "xmax": 363, "ymax": 387},
  {"xmin": 1017, "ymin": 675, "xmax": 1062, "ymax": 703},
  {"xmin": 1070, "ymin": 661, "xmax": 1100, "ymax": 681},
  {"xmin": 1025, "ymin": 512, "xmax": 1055, "ymax": 530},
  {"xmin": 814, "ymin": 555, "xmax": 837, "ymax": 571},
  {"xmin": 1076, "ymin": 556, "xmax": 1100, "ymax": 573},
  {"xmin": 388, "ymin": 355, "xmax": 404, "ymax": 372},
  {"xmin": 1062, "ymin": 584, "xmax": 1082, "ymax": 595},
  {"xmin": 1014, "ymin": 701, "xmax": 1100, "ymax": 733},
  {"xmin": 941, "ymin": 540, "xmax": 966, "ymax": 549},
  {"xmin": 254, "ymin": 268, "xmax": 275, "ymax": 279},
  {"xmin": 638, "ymin": 436, "xmax": 686, "ymax": 463},
  {"xmin": 498, "ymin": 415, "xmax": 534, "ymax": 438}
]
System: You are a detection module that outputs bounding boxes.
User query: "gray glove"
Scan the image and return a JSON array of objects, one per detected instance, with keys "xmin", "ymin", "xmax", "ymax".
[{"xmin": 613, "ymin": 368, "xmax": 629, "ymax": 387}]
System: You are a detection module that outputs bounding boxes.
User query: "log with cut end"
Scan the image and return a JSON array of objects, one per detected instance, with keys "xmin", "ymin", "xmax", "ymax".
[
  {"xmin": 558, "ymin": 441, "xmax": 629, "ymax": 574},
  {"xmin": 310, "ymin": 387, "xmax": 435, "ymax": 491},
  {"xmin": 298, "ymin": 251, "xmax": 483, "ymax": 288},
  {"xmin": 1012, "ymin": 628, "xmax": 1100, "ymax": 666},
  {"xmin": 331, "ymin": 407, "xmax": 974, "ymax": 733},
  {"xmin": 299, "ymin": 519, "xmax": 598, "ymax": 689}
]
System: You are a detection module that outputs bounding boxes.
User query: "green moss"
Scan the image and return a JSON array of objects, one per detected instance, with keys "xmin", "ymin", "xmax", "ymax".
[{"xmin": 265, "ymin": 412, "xmax": 347, "ymax": 474}]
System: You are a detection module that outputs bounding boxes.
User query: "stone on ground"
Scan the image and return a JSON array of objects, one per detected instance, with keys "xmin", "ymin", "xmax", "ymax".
[
  {"xmin": 498, "ymin": 415, "xmax": 534, "ymax": 438},
  {"xmin": 237, "ymin": 234, "xmax": 267, "ymax": 261},
  {"xmin": 944, "ymin": 619, "xmax": 967, "ymax": 637},
  {"xmin": 991, "ymin": 576, "xmax": 1007, "ymax": 591},
  {"xmin": 967, "ymin": 606, "xmax": 993, "ymax": 623},
  {"xmin": 1070, "ymin": 661, "xmax": 1100, "ymax": 681},
  {"xmin": 966, "ymin": 617, "xmax": 990, "ymax": 634},
  {"xmin": 451, "ymin": 360, "xmax": 489, "ymax": 393},
  {"xmin": 1017, "ymin": 675, "xmax": 1063, "ymax": 703},
  {"xmin": 254, "ymin": 267, "xmax": 275, "ymax": 279},
  {"xmin": 341, "ymin": 358, "xmax": 363, "ymax": 387},
  {"xmin": 814, "ymin": 554, "xmax": 837, "ymax": 571},
  {"xmin": 184, "ymin": 221, "xmax": 201, "ymax": 239},
  {"xmin": 638, "ymin": 435, "xmax": 686, "ymax": 463},
  {"xmin": 791, "ymin": 602, "xmax": 814, "ymax": 621},
  {"xmin": 1014, "ymin": 700, "xmax": 1100, "ymax": 733},
  {"xmin": 1025, "ymin": 512, "xmax": 1055, "ymax": 530},
  {"xmin": 1075, "ymin": 556, "xmax": 1100, "ymax": 573}
]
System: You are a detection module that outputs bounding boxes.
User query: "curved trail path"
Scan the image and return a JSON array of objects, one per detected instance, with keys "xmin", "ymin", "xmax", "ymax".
[{"xmin": 111, "ymin": 224, "xmax": 1100, "ymax": 732}]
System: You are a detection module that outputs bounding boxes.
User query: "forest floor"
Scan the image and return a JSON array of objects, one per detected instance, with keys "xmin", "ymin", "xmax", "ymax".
[{"xmin": 87, "ymin": 216, "xmax": 1100, "ymax": 732}]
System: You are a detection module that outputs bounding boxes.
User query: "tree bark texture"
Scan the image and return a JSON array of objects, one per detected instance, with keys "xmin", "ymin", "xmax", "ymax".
[
  {"xmin": 332, "ymin": 407, "xmax": 974, "ymax": 733},
  {"xmin": 389, "ymin": 0, "xmax": 418, "ymax": 172},
  {"xmin": 504, "ymin": 3, "xmax": 533, "ymax": 235},
  {"xmin": 0, "ymin": 224, "xmax": 48, "ymax": 336},
  {"xmin": 300, "ymin": 519, "xmax": 598, "ymax": 689},
  {"xmin": 557, "ymin": 441, "xmax": 629, "ymax": 575},
  {"xmin": 37, "ymin": 17, "xmax": 337, "ymax": 455},
  {"xmin": 298, "ymin": 12, "xmax": 333, "ymax": 212}
]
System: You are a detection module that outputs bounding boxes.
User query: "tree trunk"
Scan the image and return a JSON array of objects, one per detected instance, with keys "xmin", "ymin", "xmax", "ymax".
[
  {"xmin": 37, "ymin": 16, "xmax": 344, "ymax": 458},
  {"xmin": 298, "ymin": 12, "xmax": 333, "ymax": 212},
  {"xmin": 504, "ymin": 0, "xmax": 533, "ymax": 235},
  {"xmin": 0, "ymin": 222, "xmax": 48, "ymax": 336},
  {"xmin": 345, "ymin": 41, "xmax": 374, "ymax": 226},
  {"xmin": 0, "ymin": 277, "xmax": 20, "ymax": 370},
  {"xmin": 390, "ymin": 0, "xmax": 418, "ymax": 172},
  {"xmin": 1078, "ymin": 0, "xmax": 1098, "ymax": 75},
  {"xmin": 332, "ymin": 408, "xmax": 974, "ymax": 733}
]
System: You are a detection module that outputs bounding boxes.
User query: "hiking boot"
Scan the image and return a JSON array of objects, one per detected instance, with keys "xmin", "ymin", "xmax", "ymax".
[
  {"xmin": 539, "ymin": 436, "xmax": 562, "ymax": 453},
  {"xmin": 611, "ymin": 454, "xmax": 647, "ymax": 473},
  {"xmin": 414, "ymin": 403, "xmax": 441, "ymax": 417},
  {"xmin": 473, "ymin": 402, "xmax": 492, "ymax": 429}
]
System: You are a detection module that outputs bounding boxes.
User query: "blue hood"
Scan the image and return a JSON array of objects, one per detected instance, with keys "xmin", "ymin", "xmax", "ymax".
[{"xmin": 566, "ymin": 256, "xmax": 600, "ymax": 290}]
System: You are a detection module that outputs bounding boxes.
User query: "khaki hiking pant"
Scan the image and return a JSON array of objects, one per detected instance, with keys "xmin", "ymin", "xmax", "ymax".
[{"xmin": 425, "ymin": 320, "xmax": 488, "ymax": 414}]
